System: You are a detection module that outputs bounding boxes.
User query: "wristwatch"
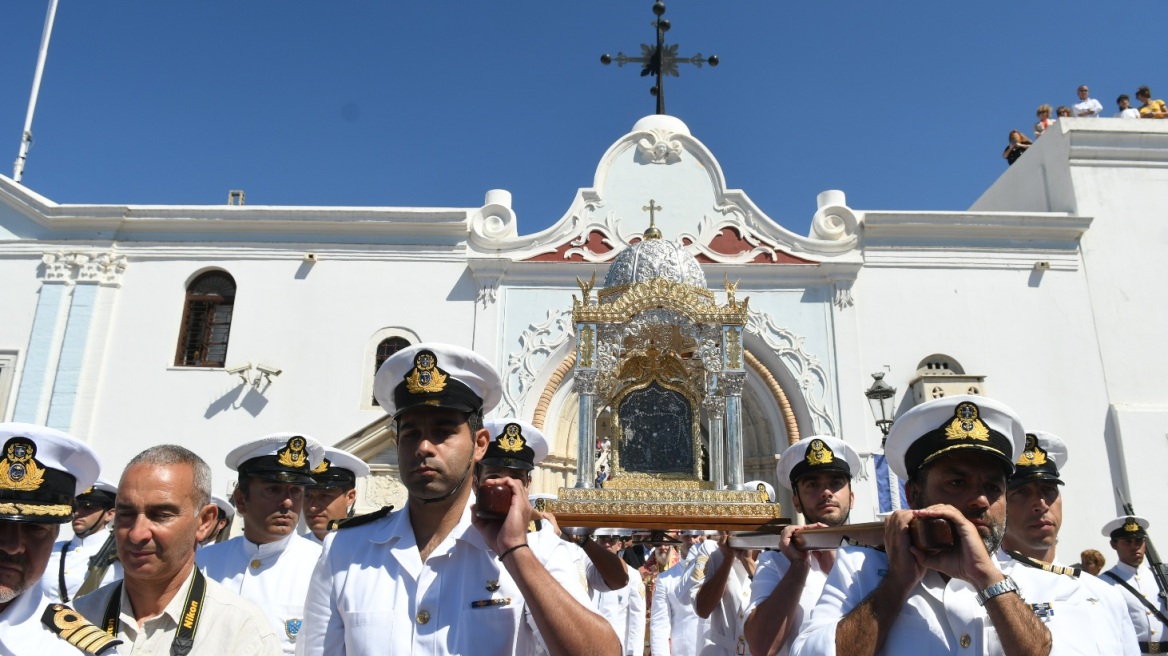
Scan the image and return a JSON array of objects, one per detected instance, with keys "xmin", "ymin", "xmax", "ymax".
[{"xmin": 976, "ymin": 575, "xmax": 1019, "ymax": 606}]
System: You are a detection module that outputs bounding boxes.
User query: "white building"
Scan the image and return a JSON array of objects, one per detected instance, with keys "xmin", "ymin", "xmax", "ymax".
[{"xmin": 1, "ymin": 114, "xmax": 1164, "ymax": 557}]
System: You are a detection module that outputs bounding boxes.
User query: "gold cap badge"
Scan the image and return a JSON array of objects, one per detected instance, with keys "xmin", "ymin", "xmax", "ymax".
[
  {"xmin": 945, "ymin": 402, "xmax": 990, "ymax": 442},
  {"xmin": 497, "ymin": 423, "xmax": 525, "ymax": 453},
  {"xmin": 311, "ymin": 458, "xmax": 331, "ymax": 475},
  {"xmin": 805, "ymin": 439, "xmax": 835, "ymax": 466},
  {"xmin": 1017, "ymin": 434, "xmax": 1048, "ymax": 466},
  {"xmin": 1, "ymin": 438, "xmax": 46, "ymax": 492},
  {"xmin": 276, "ymin": 436, "xmax": 308, "ymax": 469},
  {"xmin": 405, "ymin": 350, "xmax": 448, "ymax": 394},
  {"xmin": 1124, "ymin": 519, "xmax": 1141, "ymax": 533}
]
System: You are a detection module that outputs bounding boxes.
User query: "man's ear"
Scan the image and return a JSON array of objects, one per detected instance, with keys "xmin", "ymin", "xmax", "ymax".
[
  {"xmin": 473, "ymin": 427, "xmax": 490, "ymax": 459},
  {"xmin": 101, "ymin": 507, "xmax": 116, "ymax": 526},
  {"xmin": 194, "ymin": 502, "xmax": 219, "ymax": 542}
]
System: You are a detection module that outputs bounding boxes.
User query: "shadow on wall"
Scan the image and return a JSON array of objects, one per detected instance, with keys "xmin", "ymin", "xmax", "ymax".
[{"xmin": 205, "ymin": 382, "xmax": 270, "ymax": 419}]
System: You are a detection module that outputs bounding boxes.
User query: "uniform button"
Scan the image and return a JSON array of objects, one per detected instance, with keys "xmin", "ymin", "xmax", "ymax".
[
  {"xmin": 416, "ymin": 610, "xmax": 430, "ymax": 625},
  {"xmin": 960, "ymin": 634, "xmax": 971, "ymax": 648},
  {"xmin": 250, "ymin": 559, "xmax": 261, "ymax": 569}
]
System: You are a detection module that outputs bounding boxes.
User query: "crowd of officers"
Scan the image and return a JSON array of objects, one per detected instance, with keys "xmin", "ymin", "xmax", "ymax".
[{"xmin": 0, "ymin": 341, "xmax": 1164, "ymax": 655}]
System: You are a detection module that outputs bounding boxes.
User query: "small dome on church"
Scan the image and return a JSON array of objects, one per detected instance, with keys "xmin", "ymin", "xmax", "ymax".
[{"xmin": 602, "ymin": 237, "xmax": 706, "ymax": 298}]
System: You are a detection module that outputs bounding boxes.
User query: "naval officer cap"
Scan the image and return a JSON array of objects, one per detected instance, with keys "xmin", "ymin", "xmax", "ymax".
[
  {"xmin": 374, "ymin": 343, "xmax": 502, "ymax": 419},
  {"xmin": 309, "ymin": 447, "xmax": 371, "ymax": 489},
  {"xmin": 210, "ymin": 493, "xmax": 235, "ymax": 522},
  {"xmin": 226, "ymin": 432, "xmax": 325, "ymax": 486},
  {"xmin": 885, "ymin": 395, "xmax": 1025, "ymax": 481},
  {"xmin": 75, "ymin": 476, "xmax": 118, "ymax": 509},
  {"xmin": 1009, "ymin": 431, "xmax": 1068, "ymax": 489},
  {"xmin": 0, "ymin": 422, "xmax": 100, "ymax": 524},
  {"xmin": 1103, "ymin": 515, "xmax": 1149, "ymax": 540},
  {"xmin": 480, "ymin": 419, "xmax": 548, "ymax": 472},
  {"xmin": 744, "ymin": 480, "xmax": 777, "ymax": 503},
  {"xmin": 776, "ymin": 435, "xmax": 862, "ymax": 491}
]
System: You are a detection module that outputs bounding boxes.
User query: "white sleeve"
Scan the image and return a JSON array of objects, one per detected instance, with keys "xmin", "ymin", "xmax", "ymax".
[
  {"xmin": 626, "ymin": 567, "xmax": 647, "ymax": 656},
  {"xmin": 745, "ymin": 550, "xmax": 790, "ymax": 618},
  {"xmin": 296, "ymin": 535, "xmax": 345, "ymax": 656},
  {"xmin": 681, "ymin": 542, "xmax": 722, "ymax": 604},
  {"xmin": 790, "ymin": 547, "xmax": 869, "ymax": 656},
  {"xmin": 649, "ymin": 575, "xmax": 673, "ymax": 655}
]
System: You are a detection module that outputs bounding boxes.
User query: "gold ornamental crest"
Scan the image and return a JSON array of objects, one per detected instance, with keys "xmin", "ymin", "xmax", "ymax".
[
  {"xmin": 805, "ymin": 439, "xmax": 835, "ymax": 466},
  {"xmin": 1124, "ymin": 519, "xmax": 1141, "ymax": 534},
  {"xmin": 1, "ymin": 438, "xmax": 46, "ymax": 492},
  {"xmin": 311, "ymin": 458, "xmax": 331, "ymax": 475},
  {"xmin": 944, "ymin": 402, "xmax": 990, "ymax": 442},
  {"xmin": 1017, "ymin": 434, "xmax": 1048, "ymax": 467},
  {"xmin": 277, "ymin": 436, "xmax": 308, "ymax": 469},
  {"xmin": 405, "ymin": 351, "xmax": 447, "ymax": 394},
  {"xmin": 497, "ymin": 423, "xmax": 525, "ymax": 453}
]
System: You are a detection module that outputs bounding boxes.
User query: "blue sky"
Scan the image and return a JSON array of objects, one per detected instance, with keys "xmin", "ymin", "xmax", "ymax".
[{"xmin": 1, "ymin": 2, "xmax": 1164, "ymax": 237}]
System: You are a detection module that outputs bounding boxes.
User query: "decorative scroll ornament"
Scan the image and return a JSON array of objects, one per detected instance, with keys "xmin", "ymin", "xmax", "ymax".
[
  {"xmin": 501, "ymin": 309, "xmax": 574, "ymax": 417},
  {"xmin": 276, "ymin": 437, "xmax": 308, "ymax": 469},
  {"xmin": 745, "ymin": 309, "xmax": 837, "ymax": 436},
  {"xmin": 945, "ymin": 403, "xmax": 990, "ymax": 442},
  {"xmin": 635, "ymin": 129, "xmax": 683, "ymax": 165},
  {"xmin": 725, "ymin": 328, "xmax": 743, "ymax": 369},
  {"xmin": 406, "ymin": 351, "xmax": 447, "ymax": 394}
]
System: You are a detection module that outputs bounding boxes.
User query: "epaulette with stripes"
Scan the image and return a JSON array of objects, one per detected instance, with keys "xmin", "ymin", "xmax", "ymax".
[
  {"xmin": 40, "ymin": 603, "xmax": 123, "ymax": 655},
  {"xmin": 1007, "ymin": 551, "xmax": 1080, "ymax": 578},
  {"xmin": 331, "ymin": 505, "xmax": 394, "ymax": 531}
]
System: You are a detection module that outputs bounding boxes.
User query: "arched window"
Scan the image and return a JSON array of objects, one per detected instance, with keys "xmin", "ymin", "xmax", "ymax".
[
  {"xmin": 175, "ymin": 271, "xmax": 236, "ymax": 367},
  {"xmin": 372, "ymin": 336, "xmax": 411, "ymax": 405}
]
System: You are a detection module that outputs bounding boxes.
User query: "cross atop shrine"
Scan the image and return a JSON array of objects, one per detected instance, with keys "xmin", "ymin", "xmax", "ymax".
[
  {"xmin": 642, "ymin": 199, "xmax": 663, "ymax": 239},
  {"xmin": 600, "ymin": 1, "xmax": 719, "ymax": 115}
]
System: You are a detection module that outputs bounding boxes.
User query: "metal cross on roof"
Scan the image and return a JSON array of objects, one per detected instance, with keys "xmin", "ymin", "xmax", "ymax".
[{"xmin": 600, "ymin": 1, "xmax": 719, "ymax": 115}]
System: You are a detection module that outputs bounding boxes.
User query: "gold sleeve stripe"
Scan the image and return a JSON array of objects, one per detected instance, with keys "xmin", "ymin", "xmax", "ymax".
[{"xmin": 41, "ymin": 603, "xmax": 123, "ymax": 655}]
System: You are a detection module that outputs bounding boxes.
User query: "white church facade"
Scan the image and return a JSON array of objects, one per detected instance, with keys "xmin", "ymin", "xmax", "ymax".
[{"xmin": 0, "ymin": 113, "xmax": 1164, "ymax": 556}]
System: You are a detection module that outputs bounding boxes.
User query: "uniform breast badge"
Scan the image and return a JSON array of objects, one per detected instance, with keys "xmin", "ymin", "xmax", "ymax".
[
  {"xmin": 486, "ymin": 579, "xmax": 500, "ymax": 592},
  {"xmin": 285, "ymin": 618, "xmax": 303, "ymax": 641}
]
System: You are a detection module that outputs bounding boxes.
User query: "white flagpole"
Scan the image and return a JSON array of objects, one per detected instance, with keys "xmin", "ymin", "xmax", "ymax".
[{"xmin": 13, "ymin": 0, "xmax": 60, "ymax": 183}]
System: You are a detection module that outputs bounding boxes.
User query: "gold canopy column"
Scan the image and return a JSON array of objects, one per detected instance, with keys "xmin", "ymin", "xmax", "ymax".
[{"xmin": 574, "ymin": 323, "xmax": 599, "ymax": 488}]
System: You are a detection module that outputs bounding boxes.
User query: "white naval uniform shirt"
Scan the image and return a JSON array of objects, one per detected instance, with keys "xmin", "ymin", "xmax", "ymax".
[
  {"xmin": 41, "ymin": 527, "xmax": 123, "ymax": 602},
  {"xmin": 591, "ymin": 563, "xmax": 646, "ymax": 656},
  {"xmin": 296, "ymin": 499, "xmax": 593, "ymax": 656},
  {"xmin": 650, "ymin": 559, "xmax": 710, "ymax": 656},
  {"xmin": 1103, "ymin": 561, "xmax": 1168, "ymax": 645},
  {"xmin": 791, "ymin": 542, "xmax": 1114, "ymax": 656},
  {"xmin": 0, "ymin": 581, "xmax": 122, "ymax": 656},
  {"xmin": 744, "ymin": 549, "xmax": 831, "ymax": 656},
  {"xmin": 682, "ymin": 540, "xmax": 753, "ymax": 656},
  {"xmin": 73, "ymin": 568, "xmax": 282, "ymax": 656},
  {"xmin": 196, "ymin": 532, "xmax": 322, "ymax": 655}
]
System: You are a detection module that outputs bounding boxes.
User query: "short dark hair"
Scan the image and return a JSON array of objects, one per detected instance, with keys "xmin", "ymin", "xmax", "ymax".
[
  {"xmin": 1137, "ymin": 86, "xmax": 1152, "ymax": 99},
  {"xmin": 1118, "ymin": 94, "xmax": 1130, "ymax": 103}
]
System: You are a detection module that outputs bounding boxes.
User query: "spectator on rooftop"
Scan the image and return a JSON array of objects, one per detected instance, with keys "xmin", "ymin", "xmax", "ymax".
[
  {"xmin": 1057, "ymin": 106, "xmax": 1073, "ymax": 118},
  {"xmin": 1003, "ymin": 129, "xmax": 1032, "ymax": 165},
  {"xmin": 1136, "ymin": 86, "xmax": 1168, "ymax": 119},
  {"xmin": 1116, "ymin": 94, "xmax": 1142, "ymax": 118},
  {"xmin": 1073, "ymin": 85, "xmax": 1104, "ymax": 117},
  {"xmin": 1035, "ymin": 104, "xmax": 1056, "ymax": 137}
]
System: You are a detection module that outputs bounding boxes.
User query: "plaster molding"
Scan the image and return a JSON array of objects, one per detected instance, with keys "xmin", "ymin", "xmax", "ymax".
[
  {"xmin": 833, "ymin": 282, "xmax": 854, "ymax": 310},
  {"xmin": 635, "ymin": 128, "xmax": 684, "ymax": 165},
  {"xmin": 745, "ymin": 309, "xmax": 837, "ymax": 436},
  {"xmin": 40, "ymin": 250, "xmax": 128, "ymax": 285},
  {"xmin": 500, "ymin": 309, "xmax": 574, "ymax": 417}
]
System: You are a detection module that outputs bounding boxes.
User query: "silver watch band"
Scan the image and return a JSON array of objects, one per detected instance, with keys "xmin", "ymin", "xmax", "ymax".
[{"xmin": 976, "ymin": 575, "xmax": 1019, "ymax": 606}]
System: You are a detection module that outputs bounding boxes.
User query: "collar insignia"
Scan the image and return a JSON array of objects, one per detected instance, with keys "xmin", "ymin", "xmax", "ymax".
[
  {"xmin": 1018, "ymin": 434, "xmax": 1048, "ymax": 467},
  {"xmin": 497, "ymin": 423, "xmax": 525, "ymax": 453},
  {"xmin": 311, "ymin": 458, "xmax": 331, "ymax": 475},
  {"xmin": 945, "ymin": 402, "xmax": 990, "ymax": 442},
  {"xmin": 276, "ymin": 437, "xmax": 308, "ymax": 469},
  {"xmin": 405, "ymin": 350, "xmax": 447, "ymax": 394},
  {"xmin": 1, "ymin": 437, "xmax": 46, "ymax": 492},
  {"xmin": 805, "ymin": 439, "xmax": 835, "ymax": 466}
]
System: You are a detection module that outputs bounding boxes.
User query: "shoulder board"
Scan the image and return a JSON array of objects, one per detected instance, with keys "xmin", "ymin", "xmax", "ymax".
[
  {"xmin": 1007, "ymin": 551, "xmax": 1080, "ymax": 578},
  {"xmin": 333, "ymin": 505, "xmax": 395, "ymax": 531},
  {"xmin": 40, "ymin": 602, "xmax": 123, "ymax": 655}
]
